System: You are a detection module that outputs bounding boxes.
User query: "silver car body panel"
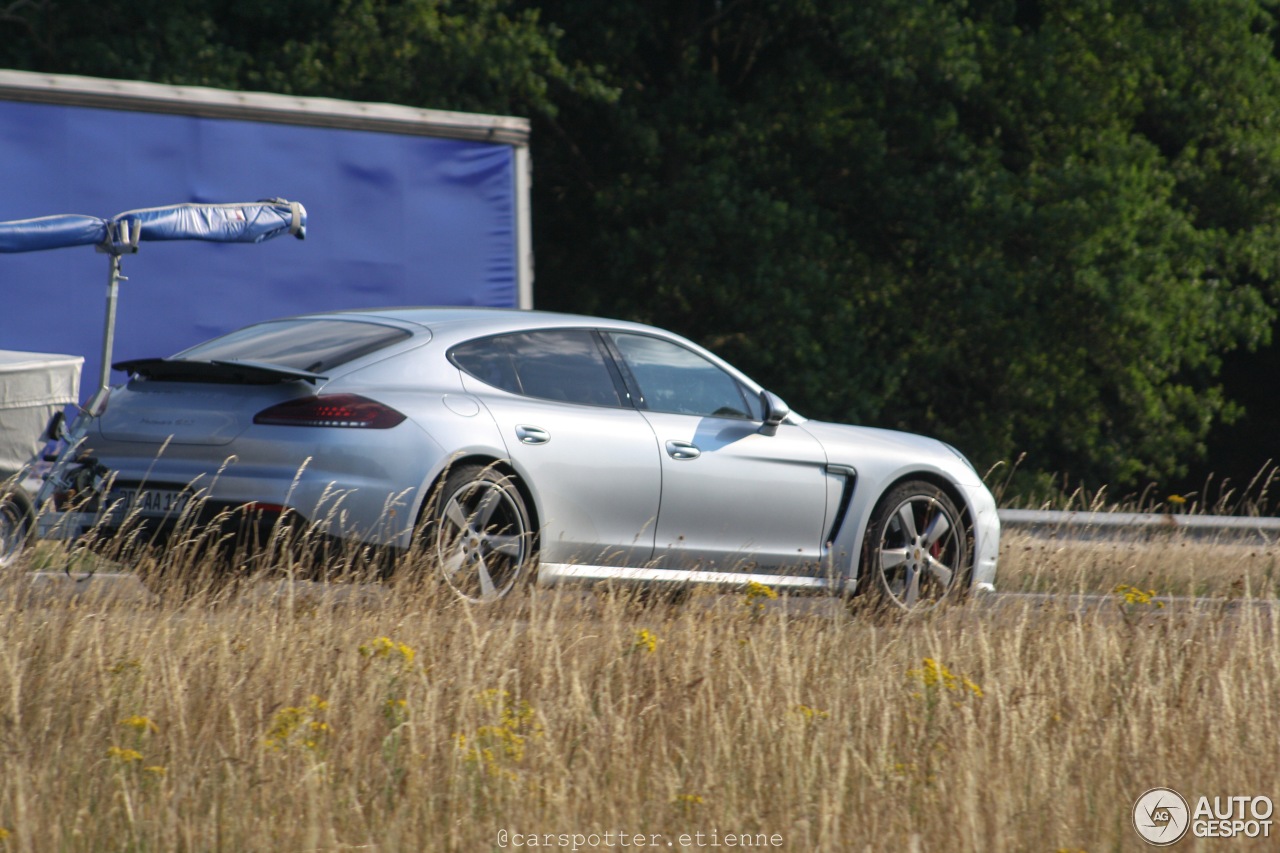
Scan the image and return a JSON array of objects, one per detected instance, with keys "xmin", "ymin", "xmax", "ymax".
[
  {"xmin": 796, "ymin": 420, "xmax": 1001, "ymax": 592},
  {"xmin": 77, "ymin": 306, "xmax": 998, "ymax": 594},
  {"xmin": 465, "ymin": 383, "xmax": 662, "ymax": 567},
  {"xmin": 639, "ymin": 411, "xmax": 829, "ymax": 572}
]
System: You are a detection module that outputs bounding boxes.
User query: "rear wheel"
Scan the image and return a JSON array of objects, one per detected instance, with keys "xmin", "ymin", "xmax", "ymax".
[
  {"xmin": 422, "ymin": 465, "xmax": 534, "ymax": 602},
  {"xmin": 0, "ymin": 489, "xmax": 35, "ymax": 569},
  {"xmin": 860, "ymin": 480, "xmax": 968, "ymax": 610}
]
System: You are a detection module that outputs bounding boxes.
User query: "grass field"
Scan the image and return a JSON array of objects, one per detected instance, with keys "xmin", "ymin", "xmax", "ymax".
[
  {"xmin": 1, "ymin": 531, "xmax": 1278, "ymax": 852},
  {"xmin": 1001, "ymin": 529, "xmax": 1280, "ymax": 600}
]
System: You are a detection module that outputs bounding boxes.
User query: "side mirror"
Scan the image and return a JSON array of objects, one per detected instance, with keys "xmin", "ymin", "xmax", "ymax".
[{"xmin": 759, "ymin": 390, "xmax": 790, "ymax": 436}]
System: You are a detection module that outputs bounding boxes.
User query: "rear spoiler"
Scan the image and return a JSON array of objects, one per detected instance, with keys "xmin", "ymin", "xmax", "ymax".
[{"xmin": 114, "ymin": 358, "xmax": 327, "ymax": 385}]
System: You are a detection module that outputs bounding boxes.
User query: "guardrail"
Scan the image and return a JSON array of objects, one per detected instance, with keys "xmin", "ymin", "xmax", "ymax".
[{"xmin": 998, "ymin": 508, "xmax": 1280, "ymax": 544}]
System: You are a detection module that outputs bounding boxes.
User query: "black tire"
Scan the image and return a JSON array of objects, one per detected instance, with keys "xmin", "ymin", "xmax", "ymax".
[
  {"xmin": 0, "ymin": 489, "xmax": 35, "ymax": 569},
  {"xmin": 420, "ymin": 464, "xmax": 535, "ymax": 602},
  {"xmin": 859, "ymin": 480, "xmax": 969, "ymax": 611}
]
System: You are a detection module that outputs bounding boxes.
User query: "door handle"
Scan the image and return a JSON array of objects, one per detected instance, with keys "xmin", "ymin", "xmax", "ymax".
[
  {"xmin": 515, "ymin": 424, "xmax": 550, "ymax": 445},
  {"xmin": 665, "ymin": 440, "xmax": 701, "ymax": 460}
]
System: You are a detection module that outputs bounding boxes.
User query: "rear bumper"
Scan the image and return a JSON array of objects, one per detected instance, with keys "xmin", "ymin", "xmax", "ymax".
[
  {"xmin": 39, "ymin": 498, "xmax": 291, "ymax": 547},
  {"xmin": 37, "ymin": 498, "xmax": 383, "ymax": 574}
]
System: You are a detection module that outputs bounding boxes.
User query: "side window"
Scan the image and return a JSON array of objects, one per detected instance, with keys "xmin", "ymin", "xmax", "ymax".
[
  {"xmin": 452, "ymin": 330, "xmax": 623, "ymax": 407},
  {"xmin": 609, "ymin": 333, "xmax": 762, "ymax": 420}
]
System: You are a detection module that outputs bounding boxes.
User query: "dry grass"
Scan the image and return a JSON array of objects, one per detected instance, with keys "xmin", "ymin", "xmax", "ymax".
[
  {"xmin": 999, "ymin": 528, "xmax": 1280, "ymax": 599},
  {"xmin": 989, "ymin": 458, "xmax": 1280, "ymax": 517},
  {"xmin": 1, "ymin": 536, "xmax": 1278, "ymax": 852}
]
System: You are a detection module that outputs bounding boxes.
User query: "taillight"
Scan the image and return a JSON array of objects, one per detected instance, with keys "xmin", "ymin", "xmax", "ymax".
[{"xmin": 253, "ymin": 394, "xmax": 406, "ymax": 429}]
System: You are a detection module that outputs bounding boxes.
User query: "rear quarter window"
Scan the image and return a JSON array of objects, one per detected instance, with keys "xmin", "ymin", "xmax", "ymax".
[{"xmin": 451, "ymin": 330, "xmax": 623, "ymax": 407}]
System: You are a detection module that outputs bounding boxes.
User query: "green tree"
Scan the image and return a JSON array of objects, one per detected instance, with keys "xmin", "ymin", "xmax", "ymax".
[
  {"xmin": 0, "ymin": 0, "xmax": 610, "ymax": 117},
  {"xmin": 6, "ymin": 0, "xmax": 1280, "ymax": 487},
  {"xmin": 530, "ymin": 0, "xmax": 1280, "ymax": 486}
]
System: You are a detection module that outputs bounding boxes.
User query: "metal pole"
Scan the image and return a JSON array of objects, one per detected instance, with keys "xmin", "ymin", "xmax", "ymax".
[
  {"xmin": 92, "ymin": 217, "xmax": 137, "ymax": 410},
  {"xmin": 33, "ymin": 251, "xmax": 119, "ymax": 516},
  {"xmin": 514, "ymin": 143, "xmax": 534, "ymax": 310},
  {"xmin": 99, "ymin": 253, "xmax": 121, "ymax": 398}
]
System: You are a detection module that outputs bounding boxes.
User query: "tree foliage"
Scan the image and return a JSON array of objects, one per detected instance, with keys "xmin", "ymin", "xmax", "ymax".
[
  {"xmin": 4, "ymin": 0, "xmax": 1280, "ymax": 486},
  {"xmin": 0, "ymin": 0, "xmax": 610, "ymax": 115},
  {"xmin": 530, "ymin": 0, "xmax": 1280, "ymax": 485}
]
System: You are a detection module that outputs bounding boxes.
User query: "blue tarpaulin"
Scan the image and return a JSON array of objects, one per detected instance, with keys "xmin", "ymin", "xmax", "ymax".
[{"xmin": 0, "ymin": 94, "xmax": 522, "ymax": 393}]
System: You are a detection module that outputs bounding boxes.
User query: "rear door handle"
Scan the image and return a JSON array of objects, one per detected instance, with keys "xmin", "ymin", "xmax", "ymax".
[
  {"xmin": 515, "ymin": 424, "xmax": 550, "ymax": 445},
  {"xmin": 665, "ymin": 440, "xmax": 701, "ymax": 460}
]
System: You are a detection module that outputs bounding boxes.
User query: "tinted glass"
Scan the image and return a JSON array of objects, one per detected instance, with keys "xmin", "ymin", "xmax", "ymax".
[
  {"xmin": 610, "ymin": 333, "xmax": 761, "ymax": 419},
  {"xmin": 179, "ymin": 319, "xmax": 411, "ymax": 373},
  {"xmin": 452, "ymin": 330, "xmax": 623, "ymax": 407}
]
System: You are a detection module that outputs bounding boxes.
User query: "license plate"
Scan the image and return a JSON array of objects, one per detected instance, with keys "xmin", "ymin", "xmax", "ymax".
[{"xmin": 113, "ymin": 488, "xmax": 192, "ymax": 518}]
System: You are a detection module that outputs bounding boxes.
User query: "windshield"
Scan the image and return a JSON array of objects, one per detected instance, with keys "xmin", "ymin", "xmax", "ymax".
[{"xmin": 176, "ymin": 319, "xmax": 412, "ymax": 373}]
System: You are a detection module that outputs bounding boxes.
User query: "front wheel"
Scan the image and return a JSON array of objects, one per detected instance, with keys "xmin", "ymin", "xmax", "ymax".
[
  {"xmin": 860, "ymin": 480, "xmax": 969, "ymax": 610},
  {"xmin": 421, "ymin": 465, "xmax": 535, "ymax": 602}
]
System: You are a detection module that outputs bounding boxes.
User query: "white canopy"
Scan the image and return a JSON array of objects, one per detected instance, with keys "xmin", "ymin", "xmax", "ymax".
[{"xmin": 0, "ymin": 350, "xmax": 82, "ymax": 480}]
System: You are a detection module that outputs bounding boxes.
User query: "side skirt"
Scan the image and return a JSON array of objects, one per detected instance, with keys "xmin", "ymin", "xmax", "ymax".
[{"xmin": 537, "ymin": 562, "xmax": 855, "ymax": 595}]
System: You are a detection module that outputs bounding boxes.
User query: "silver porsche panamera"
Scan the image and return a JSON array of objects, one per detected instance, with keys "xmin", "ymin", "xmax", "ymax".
[{"xmin": 73, "ymin": 307, "xmax": 999, "ymax": 607}]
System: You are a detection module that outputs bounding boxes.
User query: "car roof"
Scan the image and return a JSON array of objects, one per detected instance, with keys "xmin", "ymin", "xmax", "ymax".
[
  {"xmin": 290, "ymin": 306, "xmax": 668, "ymax": 341},
  {"xmin": 283, "ymin": 306, "xmax": 765, "ymax": 392}
]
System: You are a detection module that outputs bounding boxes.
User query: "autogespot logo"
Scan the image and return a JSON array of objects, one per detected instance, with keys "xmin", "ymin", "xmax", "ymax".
[{"xmin": 1133, "ymin": 787, "xmax": 1190, "ymax": 846}]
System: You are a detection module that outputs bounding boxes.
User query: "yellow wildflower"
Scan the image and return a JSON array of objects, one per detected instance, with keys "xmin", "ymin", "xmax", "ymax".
[
  {"xmin": 456, "ymin": 690, "xmax": 543, "ymax": 779},
  {"xmin": 633, "ymin": 628, "xmax": 659, "ymax": 653},
  {"xmin": 743, "ymin": 580, "xmax": 778, "ymax": 612},
  {"xmin": 359, "ymin": 636, "xmax": 415, "ymax": 665},
  {"xmin": 792, "ymin": 704, "xmax": 830, "ymax": 721},
  {"xmin": 119, "ymin": 715, "xmax": 158, "ymax": 734},
  {"xmin": 907, "ymin": 658, "xmax": 983, "ymax": 698},
  {"xmin": 264, "ymin": 695, "xmax": 330, "ymax": 753},
  {"xmin": 673, "ymin": 793, "xmax": 705, "ymax": 814},
  {"xmin": 106, "ymin": 746, "xmax": 144, "ymax": 764},
  {"xmin": 1114, "ymin": 584, "xmax": 1165, "ymax": 609}
]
